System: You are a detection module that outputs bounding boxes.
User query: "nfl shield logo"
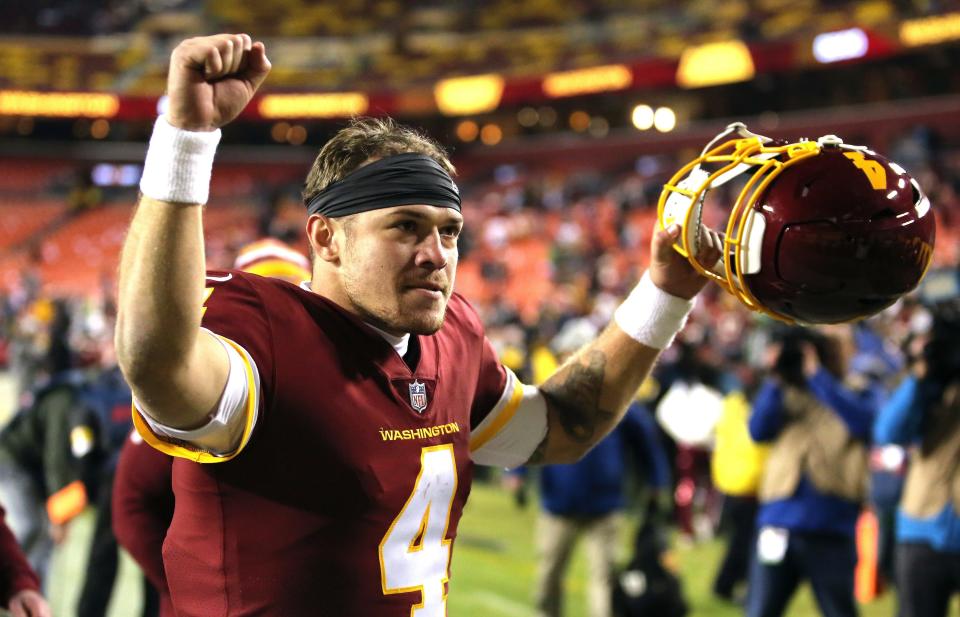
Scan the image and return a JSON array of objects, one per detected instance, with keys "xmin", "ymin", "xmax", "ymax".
[{"xmin": 408, "ymin": 380, "xmax": 428, "ymax": 413}]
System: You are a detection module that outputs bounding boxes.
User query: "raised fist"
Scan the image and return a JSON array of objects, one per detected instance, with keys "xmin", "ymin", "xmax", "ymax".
[{"xmin": 166, "ymin": 33, "xmax": 271, "ymax": 132}]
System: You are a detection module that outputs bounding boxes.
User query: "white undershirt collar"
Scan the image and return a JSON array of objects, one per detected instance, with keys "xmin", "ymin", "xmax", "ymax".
[{"xmin": 300, "ymin": 281, "xmax": 410, "ymax": 357}]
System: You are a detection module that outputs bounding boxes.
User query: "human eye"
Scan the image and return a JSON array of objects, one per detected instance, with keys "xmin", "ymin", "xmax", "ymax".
[
  {"xmin": 440, "ymin": 225, "xmax": 462, "ymax": 239},
  {"xmin": 393, "ymin": 220, "xmax": 418, "ymax": 233}
]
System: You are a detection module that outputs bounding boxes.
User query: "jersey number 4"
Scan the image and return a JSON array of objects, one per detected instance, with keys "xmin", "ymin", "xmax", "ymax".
[{"xmin": 379, "ymin": 445, "xmax": 458, "ymax": 617}]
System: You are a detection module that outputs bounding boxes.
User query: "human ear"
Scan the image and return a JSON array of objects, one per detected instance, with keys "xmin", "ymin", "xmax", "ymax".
[{"xmin": 306, "ymin": 215, "xmax": 343, "ymax": 264}]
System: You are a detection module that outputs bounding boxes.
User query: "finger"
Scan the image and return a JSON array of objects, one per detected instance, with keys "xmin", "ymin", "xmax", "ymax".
[
  {"xmin": 236, "ymin": 33, "xmax": 253, "ymax": 73},
  {"xmin": 698, "ymin": 229, "xmax": 723, "ymax": 270},
  {"xmin": 217, "ymin": 37, "xmax": 236, "ymax": 78},
  {"xmin": 242, "ymin": 41, "xmax": 272, "ymax": 91},
  {"xmin": 651, "ymin": 223, "xmax": 681, "ymax": 262},
  {"xmin": 35, "ymin": 597, "xmax": 52, "ymax": 617},
  {"xmin": 172, "ymin": 38, "xmax": 220, "ymax": 78},
  {"xmin": 228, "ymin": 34, "xmax": 245, "ymax": 74},
  {"xmin": 200, "ymin": 44, "xmax": 224, "ymax": 79}
]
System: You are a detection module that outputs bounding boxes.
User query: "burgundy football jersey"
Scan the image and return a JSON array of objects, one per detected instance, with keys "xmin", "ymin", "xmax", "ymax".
[{"xmin": 139, "ymin": 271, "xmax": 509, "ymax": 617}]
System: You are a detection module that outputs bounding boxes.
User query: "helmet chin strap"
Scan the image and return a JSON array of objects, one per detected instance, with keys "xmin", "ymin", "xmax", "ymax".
[
  {"xmin": 663, "ymin": 123, "xmax": 779, "ymax": 258},
  {"xmin": 698, "ymin": 123, "xmax": 778, "ymax": 189},
  {"xmin": 702, "ymin": 122, "xmax": 771, "ymax": 153}
]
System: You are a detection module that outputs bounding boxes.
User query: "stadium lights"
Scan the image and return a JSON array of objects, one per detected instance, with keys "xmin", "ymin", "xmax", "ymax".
[
  {"xmin": 480, "ymin": 123, "xmax": 502, "ymax": 146},
  {"xmin": 270, "ymin": 122, "xmax": 290, "ymax": 142},
  {"xmin": 542, "ymin": 64, "xmax": 632, "ymax": 98},
  {"xmin": 900, "ymin": 12, "xmax": 960, "ymax": 46},
  {"xmin": 90, "ymin": 119, "xmax": 110, "ymax": 139},
  {"xmin": 258, "ymin": 93, "xmax": 369, "ymax": 119},
  {"xmin": 588, "ymin": 117, "xmax": 610, "ymax": 138},
  {"xmin": 813, "ymin": 28, "xmax": 869, "ymax": 63},
  {"xmin": 653, "ymin": 107, "xmax": 677, "ymax": 132},
  {"xmin": 676, "ymin": 41, "xmax": 755, "ymax": 88},
  {"xmin": 537, "ymin": 107, "xmax": 558, "ymax": 127},
  {"xmin": 455, "ymin": 120, "xmax": 479, "ymax": 142},
  {"xmin": 434, "ymin": 74, "xmax": 504, "ymax": 116},
  {"xmin": 0, "ymin": 91, "xmax": 119, "ymax": 118},
  {"xmin": 287, "ymin": 125, "xmax": 307, "ymax": 145},
  {"xmin": 517, "ymin": 107, "xmax": 539, "ymax": 127},
  {"xmin": 569, "ymin": 110, "xmax": 590, "ymax": 132},
  {"xmin": 631, "ymin": 104, "xmax": 654, "ymax": 130}
]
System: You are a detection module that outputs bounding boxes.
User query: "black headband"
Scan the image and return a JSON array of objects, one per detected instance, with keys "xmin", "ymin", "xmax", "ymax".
[{"xmin": 304, "ymin": 152, "xmax": 461, "ymax": 217}]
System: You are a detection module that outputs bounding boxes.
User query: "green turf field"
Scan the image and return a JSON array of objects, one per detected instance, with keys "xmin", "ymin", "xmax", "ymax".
[{"xmin": 48, "ymin": 481, "xmax": 957, "ymax": 617}]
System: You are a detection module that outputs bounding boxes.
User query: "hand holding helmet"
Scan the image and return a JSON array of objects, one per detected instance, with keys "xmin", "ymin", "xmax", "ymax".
[{"xmin": 658, "ymin": 123, "xmax": 936, "ymax": 324}]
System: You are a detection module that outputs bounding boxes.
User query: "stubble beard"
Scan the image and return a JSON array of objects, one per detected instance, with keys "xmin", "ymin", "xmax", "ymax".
[
  {"xmin": 354, "ymin": 295, "xmax": 448, "ymax": 335},
  {"xmin": 343, "ymin": 278, "xmax": 448, "ymax": 336}
]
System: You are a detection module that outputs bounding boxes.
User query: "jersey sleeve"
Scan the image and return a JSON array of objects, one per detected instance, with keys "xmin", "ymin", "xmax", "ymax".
[
  {"xmin": 469, "ymin": 335, "xmax": 511, "ymax": 430},
  {"xmin": 132, "ymin": 271, "xmax": 275, "ymax": 463},
  {"xmin": 458, "ymin": 299, "xmax": 547, "ymax": 467}
]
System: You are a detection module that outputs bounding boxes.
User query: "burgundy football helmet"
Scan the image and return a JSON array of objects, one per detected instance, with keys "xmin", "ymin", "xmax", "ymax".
[{"xmin": 658, "ymin": 123, "xmax": 935, "ymax": 324}]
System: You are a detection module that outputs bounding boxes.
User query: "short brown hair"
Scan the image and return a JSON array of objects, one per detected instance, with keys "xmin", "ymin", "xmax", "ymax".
[{"xmin": 302, "ymin": 117, "xmax": 455, "ymax": 205}]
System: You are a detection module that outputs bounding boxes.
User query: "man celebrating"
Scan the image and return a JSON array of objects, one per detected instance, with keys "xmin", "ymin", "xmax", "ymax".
[{"xmin": 116, "ymin": 33, "xmax": 718, "ymax": 616}]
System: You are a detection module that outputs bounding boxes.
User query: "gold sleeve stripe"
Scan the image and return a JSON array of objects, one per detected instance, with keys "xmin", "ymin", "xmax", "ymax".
[
  {"xmin": 46, "ymin": 480, "xmax": 87, "ymax": 525},
  {"xmin": 469, "ymin": 379, "xmax": 523, "ymax": 452},
  {"xmin": 130, "ymin": 334, "xmax": 259, "ymax": 464}
]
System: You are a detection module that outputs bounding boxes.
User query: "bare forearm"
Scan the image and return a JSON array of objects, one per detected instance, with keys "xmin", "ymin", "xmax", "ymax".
[
  {"xmin": 531, "ymin": 323, "xmax": 660, "ymax": 463},
  {"xmin": 115, "ymin": 195, "xmax": 230, "ymax": 428},
  {"xmin": 117, "ymin": 196, "xmax": 206, "ymax": 376}
]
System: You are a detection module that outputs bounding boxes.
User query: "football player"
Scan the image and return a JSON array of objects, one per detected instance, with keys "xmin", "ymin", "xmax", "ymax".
[
  {"xmin": 112, "ymin": 238, "xmax": 312, "ymax": 617},
  {"xmin": 115, "ymin": 34, "xmax": 718, "ymax": 616}
]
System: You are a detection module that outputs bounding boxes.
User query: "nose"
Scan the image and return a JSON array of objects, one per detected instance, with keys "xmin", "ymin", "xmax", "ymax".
[{"xmin": 413, "ymin": 228, "xmax": 448, "ymax": 270}]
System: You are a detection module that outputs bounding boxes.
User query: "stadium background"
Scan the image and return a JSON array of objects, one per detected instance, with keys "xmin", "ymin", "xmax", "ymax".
[{"xmin": 0, "ymin": 0, "xmax": 958, "ymax": 615}]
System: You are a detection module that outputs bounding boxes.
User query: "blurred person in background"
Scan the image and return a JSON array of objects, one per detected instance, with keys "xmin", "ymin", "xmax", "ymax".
[
  {"xmin": 0, "ymin": 290, "xmax": 135, "ymax": 613},
  {"xmin": 746, "ymin": 325, "xmax": 876, "ymax": 617},
  {"xmin": 654, "ymin": 341, "xmax": 724, "ymax": 543},
  {"xmin": 0, "ymin": 503, "xmax": 50, "ymax": 617},
  {"xmin": 73, "ymin": 356, "xmax": 135, "ymax": 617},
  {"xmin": 709, "ymin": 362, "xmax": 767, "ymax": 604},
  {"xmin": 8, "ymin": 298, "xmax": 74, "ymax": 405},
  {"xmin": 112, "ymin": 237, "xmax": 312, "ymax": 617},
  {"xmin": 0, "ymin": 368, "xmax": 98, "ymax": 587},
  {"xmin": 855, "ymin": 314, "xmax": 913, "ymax": 600},
  {"xmin": 874, "ymin": 303, "xmax": 960, "ymax": 617},
  {"xmin": 505, "ymin": 317, "xmax": 672, "ymax": 617}
]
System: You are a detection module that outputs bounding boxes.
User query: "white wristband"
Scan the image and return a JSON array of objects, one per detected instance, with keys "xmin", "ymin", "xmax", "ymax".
[
  {"xmin": 139, "ymin": 115, "xmax": 222, "ymax": 205},
  {"xmin": 614, "ymin": 271, "xmax": 695, "ymax": 350}
]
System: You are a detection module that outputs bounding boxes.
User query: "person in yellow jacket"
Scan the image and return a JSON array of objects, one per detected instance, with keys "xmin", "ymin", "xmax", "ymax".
[{"xmin": 711, "ymin": 369, "xmax": 769, "ymax": 602}]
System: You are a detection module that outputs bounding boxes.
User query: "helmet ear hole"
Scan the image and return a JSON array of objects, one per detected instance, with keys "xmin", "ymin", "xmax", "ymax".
[{"xmin": 911, "ymin": 181, "xmax": 923, "ymax": 205}]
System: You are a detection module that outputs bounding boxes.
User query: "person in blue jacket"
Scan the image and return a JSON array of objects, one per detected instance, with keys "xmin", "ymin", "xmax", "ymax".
[
  {"xmin": 746, "ymin": 325, "xmax": 877, "ymax": 617},
  {"xmin": 873, "ymin": 307, "xmax": 960, "ymax": 617},
  {"xmin": 511, "ymin": 401, "xmax": 671, "ymax": 617}
]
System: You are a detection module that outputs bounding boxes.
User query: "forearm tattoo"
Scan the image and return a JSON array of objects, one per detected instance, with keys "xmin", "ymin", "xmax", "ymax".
[{"xmin": 531, "ymin": 349, "xmax": 617, "ymax": 462}]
